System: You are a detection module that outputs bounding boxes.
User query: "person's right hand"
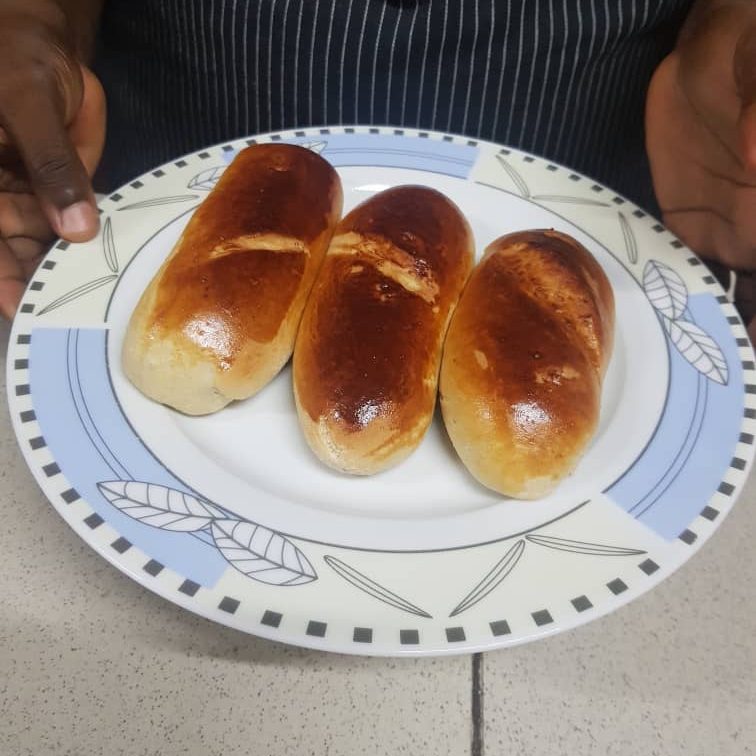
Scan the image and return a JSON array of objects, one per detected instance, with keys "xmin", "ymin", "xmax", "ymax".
[{"xmin": 0, "ymin": 5, "xmax": 105, "ymax": 319}]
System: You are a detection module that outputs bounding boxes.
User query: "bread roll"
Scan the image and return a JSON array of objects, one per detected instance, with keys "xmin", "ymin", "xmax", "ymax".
[
  {"xmin": 122, "ymin": 143, "xmax": 343, "ymax": 415},
  {"xmin": 440, "ymin": 229, "xmax": 615, "ymax": 499},
  {"xmin": 293, "ymin": 185, "xmax": 474, "ymax": 475}
]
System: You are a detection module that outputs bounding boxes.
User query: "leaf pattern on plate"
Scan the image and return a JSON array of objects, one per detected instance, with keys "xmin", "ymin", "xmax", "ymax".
[
  {"xmin": 37, "ymin": 274, "xmax": 118, "ymax": 316},
  {"xmin": 449, "ymin": 540, "xmax": 525, "ymax": 617},
  {"xmin": 187, "ymin": 165, "xmax": 226, "ymax": 191},
  {"xmin": 643, "ymin": 260, "xmax": 688, "ymax": 319},
  {"xmin": 301, "ymin": 140, "xmax": 327, "ymax": 154},
  {"xmin": 530, "ymin": 194, "xmax": 610, "ymax": 207},
  {"xmin": 98, "ymin": 480, "xmax": 226, "ymax": 531},
  {"xmin": 525, "ymin": 534, "xmax": 646, "ymax": 556},
  {"xmin": 618, "ymin": 212, "xmax": 639, "ymax": 265},
  {"xmin": 324, "ymin": 555, "xmax": 432, "ymax": 618},
  {"xmin": 117, "ymin": 195, "xmax": 200, "ymax": 211},
  {"xmin": 661, "ymin": 315, "xmax": 729, "ymax": 385},
  {"xmin": 211, "ymin": 519, "xmax": 317, "ymax": 586},
  {"xmin": 102, "ymin": 217, "xmax": 118, "ymax": 273},
  {"xmin": 495, "ymin": 155, "xmax": 530, "ymax": 197}
]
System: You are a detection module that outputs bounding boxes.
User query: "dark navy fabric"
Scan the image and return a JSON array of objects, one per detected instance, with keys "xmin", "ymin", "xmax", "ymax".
[{"xmin": 94, "ymin": 0, "xmax": 694, "ymax": 211}]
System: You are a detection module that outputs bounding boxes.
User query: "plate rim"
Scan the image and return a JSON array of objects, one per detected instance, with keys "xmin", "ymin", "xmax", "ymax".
[{"xmin": 6, "ymin": 123, "xmax": 756, "ymax": 657}]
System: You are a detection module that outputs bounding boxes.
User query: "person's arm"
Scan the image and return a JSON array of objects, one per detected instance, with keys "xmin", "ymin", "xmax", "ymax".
[
  {"xmin": 646, "ymin": 0, "xmax": 756, "ymax": 335},
  {"xmin": 0, "ymin": 0, "xmax": 106, "ymax": 318}
]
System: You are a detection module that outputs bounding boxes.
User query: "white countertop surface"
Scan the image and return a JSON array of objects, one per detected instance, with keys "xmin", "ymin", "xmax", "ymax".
[{"xmin": 1, "ymin": 316, "xmax": 754, "ymax": 756}]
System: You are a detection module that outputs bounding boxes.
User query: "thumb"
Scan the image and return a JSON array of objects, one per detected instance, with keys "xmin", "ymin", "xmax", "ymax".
[
  {"xmin": 0, "ymin": 70, "xmax": 99, "ymax": 242},
  {"xmin": 735, "ymin": 24, "xmax": 756, "ymax": 169}
]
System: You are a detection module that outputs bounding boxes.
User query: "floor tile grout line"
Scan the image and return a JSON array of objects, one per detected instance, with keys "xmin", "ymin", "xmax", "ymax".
[{"xmin": 472, "ymin": 652, "xmax": 484, "ymax": 756}]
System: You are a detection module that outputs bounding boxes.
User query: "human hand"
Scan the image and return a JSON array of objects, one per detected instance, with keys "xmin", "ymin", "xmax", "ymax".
[
  {"xmin": 646, "ymin": 0, "xmax": 756, "ymax": 340},
  {"xmin": 0, "ymin": 6, "xmax": 105, "ymax": 319}
]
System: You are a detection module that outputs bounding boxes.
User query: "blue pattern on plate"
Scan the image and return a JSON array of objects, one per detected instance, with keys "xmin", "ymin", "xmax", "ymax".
[
  {"xmin": 606, "ymin": 294, "xmax": 743, "ymax": 538},
  {"xmin": 29, "ymin": 328, "xmax": 228, "ymax": 586},
  {"xmin": 225, "ymin": 133, "xmax": 478, "ymax": 178}
]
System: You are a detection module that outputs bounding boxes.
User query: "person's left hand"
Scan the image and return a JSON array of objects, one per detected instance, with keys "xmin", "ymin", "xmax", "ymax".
[
  {"xmin": 0, "ymin": 63, "xmax": 105, "ymax": 320},
  {"xmin": 646, "ymin": 0, "xmax": 756, "ymax": 340}
]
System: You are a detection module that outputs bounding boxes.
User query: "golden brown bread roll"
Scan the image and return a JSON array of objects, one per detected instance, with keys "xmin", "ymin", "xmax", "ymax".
[
  {"xmin": 439, "ymin": 229, "xmax": 615, "ymax": 499},
  {"xmin": 122, "ymin": 143, "xmax": 343, "ymax": 415},
  {"xmin": 293, "ymin": 185, "xmax": 474, "ymax": 475}
]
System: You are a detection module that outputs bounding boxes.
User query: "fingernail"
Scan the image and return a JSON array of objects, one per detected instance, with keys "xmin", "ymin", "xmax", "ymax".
[{"xmin": 57, "ymin": 201, "xmax": 99, "ymax": 241}]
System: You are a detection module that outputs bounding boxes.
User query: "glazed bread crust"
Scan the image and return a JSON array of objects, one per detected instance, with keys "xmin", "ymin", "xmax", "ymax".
[
  {"xmin": 122, "ymin": 143, "xmax": 343, "ymax": 415},
  {"xmin": 293, "ymin": 185, "xmax": 474, "ymax": 475},
  {"xmin": 440, "ymin": 229, "xmax": 615, "ymax": 499}
]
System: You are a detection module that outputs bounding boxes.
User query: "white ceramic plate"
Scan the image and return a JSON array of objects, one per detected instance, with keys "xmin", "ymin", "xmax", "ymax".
[{"xmin": 7, "ymin": 126, "xmax": 755, "ymax": 656}]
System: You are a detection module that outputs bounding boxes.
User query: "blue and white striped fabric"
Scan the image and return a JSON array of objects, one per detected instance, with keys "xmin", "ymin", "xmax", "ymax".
[{"xmin": 94, "ymin": 0, "xmax": 694, "ymax": 211}]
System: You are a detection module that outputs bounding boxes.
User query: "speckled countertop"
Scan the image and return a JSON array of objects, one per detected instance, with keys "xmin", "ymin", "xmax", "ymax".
[{"xmin": 1, "ymin": 316, "xmax": 754, "ymax": 756}]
